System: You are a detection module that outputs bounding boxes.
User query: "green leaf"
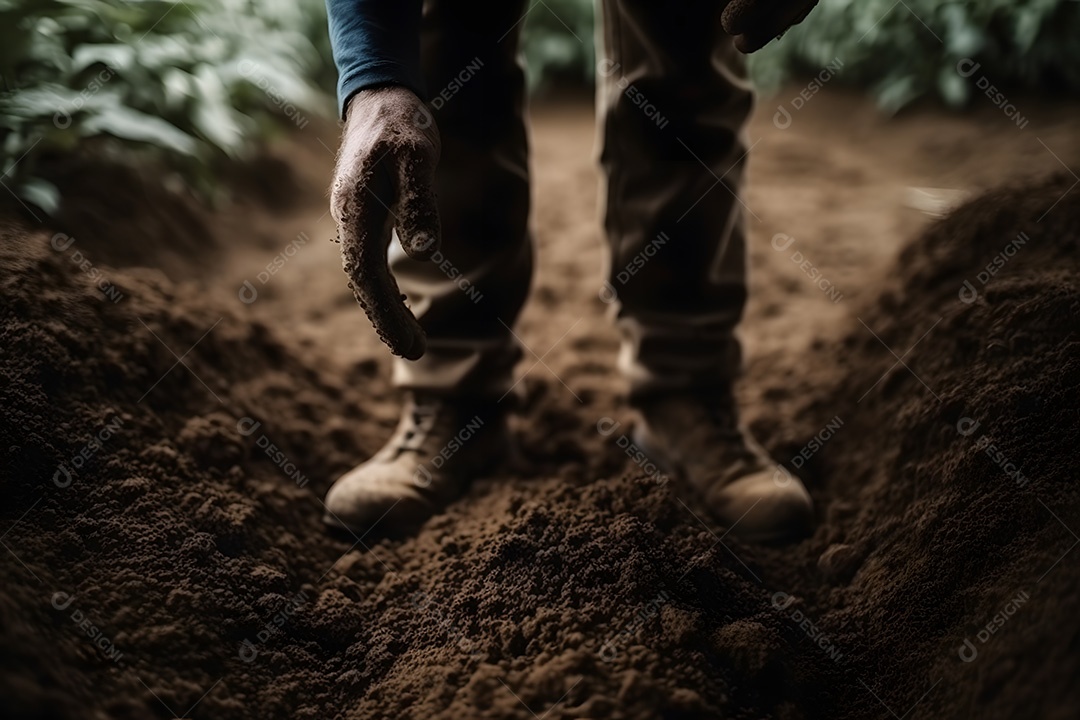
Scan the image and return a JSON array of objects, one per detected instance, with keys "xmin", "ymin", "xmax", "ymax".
[
  {"xmin": 16, "ymin": 176, "xmax": 60, "ymax": 216},
  {"xmin": 80, "ymin": 103, "xmax": 198, "ymax": 155},
  {"xmin": 937, "ymin": 64, "xmax": 969, "ymax": 108},
  {"xmin": 71, "ymin": 43, "xmax": 135, "ymax": 73},
  {"xmin": 876, "ymin": 74, "xmax": 920, "ymax": 114},
  {"xmin": 190, "ymin": 64, "xmax": 245, "ymax": 154}
]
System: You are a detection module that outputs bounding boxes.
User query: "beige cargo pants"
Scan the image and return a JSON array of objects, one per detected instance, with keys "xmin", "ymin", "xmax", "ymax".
[{"xmin": 389, "ymin": 0, "xmax": 754, "ymax": 401}]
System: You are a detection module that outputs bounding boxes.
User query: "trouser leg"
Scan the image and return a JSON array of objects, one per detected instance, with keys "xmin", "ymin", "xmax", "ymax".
[
  {"xmin": 595, "ymin": 0, "xmax": 754, "ymax": 400},
  {"xmin": 389, "ymin": 0, "xmax": 533, "ymax": 399}
]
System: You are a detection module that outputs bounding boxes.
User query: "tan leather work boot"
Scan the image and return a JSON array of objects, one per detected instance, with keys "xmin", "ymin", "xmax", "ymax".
[
  {"xmin": 632, "ymin": 389, "xmax": 813, "ymax": 544},
  {"xmin": 323, "ymin": 392, "xmax": 509, "ymax": 535}
]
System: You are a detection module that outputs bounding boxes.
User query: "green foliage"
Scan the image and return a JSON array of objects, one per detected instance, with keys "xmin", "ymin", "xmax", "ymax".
[
  {"xmin": 516, "ymin": 0, "xmax": 1080, "ymax": 112},
  {"xmin": 747, "ymin": 0, "xmax": 1080, "ymax": 111},
  {"xmin": 521, "ymin": 0, "xmax": 596, "ymax": 90},
  {"xmin": 5, "ymin": 0, "xmax": 1074, "ymax": 217},
  {"xmin": 0, "ymin": 0, "xmax": 332, "ymax": 213}
]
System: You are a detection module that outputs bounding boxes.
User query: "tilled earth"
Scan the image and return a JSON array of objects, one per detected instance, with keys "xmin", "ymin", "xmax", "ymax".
[{"xmin": 2, "ymin": 94, "xmax": 1080, "ymax": 719}]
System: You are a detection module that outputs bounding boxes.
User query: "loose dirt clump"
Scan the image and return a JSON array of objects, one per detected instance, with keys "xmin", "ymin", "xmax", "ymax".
[{"xmin": 2, "ymin": 172, "xmax": 1079, "ymax": 720}]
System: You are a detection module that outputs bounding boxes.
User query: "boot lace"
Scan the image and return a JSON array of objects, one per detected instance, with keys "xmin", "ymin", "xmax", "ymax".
[{"xmin": 399, "ymin": 395, "xmax": 442, "ymax": 451}]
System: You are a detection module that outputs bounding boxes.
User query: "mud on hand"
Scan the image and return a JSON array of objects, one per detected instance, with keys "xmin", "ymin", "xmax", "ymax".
[{"xmin": 331, "ymin": 86, "xmax": 442, "ymax": 361}]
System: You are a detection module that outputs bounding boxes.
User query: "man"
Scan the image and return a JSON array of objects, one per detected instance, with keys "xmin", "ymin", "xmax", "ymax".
[{"xmin": 323, "ymin": 0, "xmax": 820, "ymax": 543}]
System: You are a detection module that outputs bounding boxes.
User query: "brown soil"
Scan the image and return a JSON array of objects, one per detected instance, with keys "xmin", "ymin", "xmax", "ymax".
[{"xmin": 2, "ymin": 89, "xmax": 1080, "ymax": 719}]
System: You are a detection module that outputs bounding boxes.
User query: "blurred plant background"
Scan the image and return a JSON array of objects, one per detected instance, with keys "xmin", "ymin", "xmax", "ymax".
[
  {"xmin": 518, "ymin": 0, "xmax": 1080, "ymax": 109},
  {"xmin": 0, "ymin": 0, "xmax": 332, "ymax": 212},
  {"xmin": 520, "ymin": 0, "xmax": 596, "ymax": 90},
  {"xmin": 2, "ymin": 0, "xmax": 1079, "ymax": 214},
  {"xmin": 747, "ymin": 0, "xmax": 1080, "ymax": 112}
]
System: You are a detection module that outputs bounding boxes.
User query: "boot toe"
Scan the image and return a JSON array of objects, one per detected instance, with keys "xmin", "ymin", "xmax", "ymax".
[
  {"xmin": 323, "ymin": 464, "xmax": 435, "ymax": 536},
  {"xmin": 706, "ymin": 468, "xmax": 814, "ymax": 544}
]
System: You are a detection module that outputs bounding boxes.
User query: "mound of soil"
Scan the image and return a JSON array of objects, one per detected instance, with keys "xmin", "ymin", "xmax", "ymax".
[
  {"xmin": 31, "ymin": 147, "xmax": 318, "ymax": 281},
  {"xmin": 762, "ymin": 173, "xmax": 1080, "ymax": 720},
  {"xmin": 2, "ymin": 173, "xmax": 1079, "ymax": 720}
]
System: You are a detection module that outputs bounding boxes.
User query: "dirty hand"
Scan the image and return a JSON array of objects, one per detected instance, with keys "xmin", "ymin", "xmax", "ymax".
[
  {"xmin": 720, "ymin": 0, "xmax": 820, "ymax": 53},
  {"xmin": 331, "ymin": 86, "xmax": 441, "ymax": 361}
]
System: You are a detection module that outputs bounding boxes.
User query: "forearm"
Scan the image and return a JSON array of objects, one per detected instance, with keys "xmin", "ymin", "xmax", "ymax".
[{"xmin": 325, "ymin": 0, "xmax": 425, "ymax": 118}]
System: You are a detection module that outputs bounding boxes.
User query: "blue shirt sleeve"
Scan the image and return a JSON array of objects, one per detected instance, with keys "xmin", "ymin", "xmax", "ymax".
[{"xmin": 325, "ymin": 0, "xmax": 425, "ymax": 118}]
